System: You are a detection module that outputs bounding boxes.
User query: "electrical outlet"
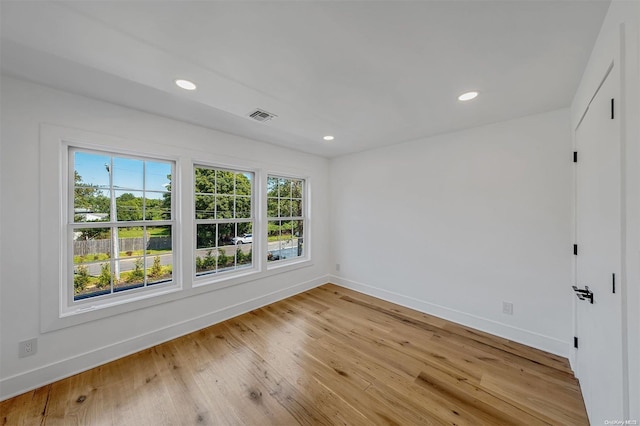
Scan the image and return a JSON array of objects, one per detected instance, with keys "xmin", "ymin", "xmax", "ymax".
[
  {"xmin": 502, "ymin": 302, "xmax": 514, "ymax": 315},
  {"xmin": 19, "ymin": 338, "xmax": 38, "ymax": 358},
  {"xmin": 336, "ymin": 263, "xmax": 341, "ymax": 272}
]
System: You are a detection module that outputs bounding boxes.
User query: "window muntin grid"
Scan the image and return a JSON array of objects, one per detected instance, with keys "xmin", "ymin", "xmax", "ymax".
[
  {"xmin": 194, "ymin": 166, "xmax": 254, "ymax": 277},
  {"xmin": 267, "ymin": 176, "xmax": 305, "ymax": 263},
  {"xmin": 70, "ymin": 148, "xmax": 175, "ymax": 302}
]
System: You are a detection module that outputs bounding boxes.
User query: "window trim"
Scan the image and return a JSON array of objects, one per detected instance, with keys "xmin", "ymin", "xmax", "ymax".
[{"xmin": 40, "ymin": 125, "xmax": 184, "ymax": 332}]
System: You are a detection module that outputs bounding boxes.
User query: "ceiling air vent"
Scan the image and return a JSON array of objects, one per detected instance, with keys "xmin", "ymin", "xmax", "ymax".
[{"xmin": 247, "ymin": 109, "xmax": 277, "ymax": 122}]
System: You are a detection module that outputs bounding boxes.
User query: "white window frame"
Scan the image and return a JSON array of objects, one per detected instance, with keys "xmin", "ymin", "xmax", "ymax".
[
  {"xmin": 40, "ymin": 125, "xmax": 183, "ymax": 332},
  {"xmin": 193, "ymin": 163, "xmax": 258, "ymax": 285},
  {"xmin": 39, "ymin": 125, "xmax": 312, "ymax": 333},
  {"xmin": 266, "ymin": 174, "xmax": 309, "ymax": 268},
  {"xmin": 66, "ymin": 147, "xmax": 177, "ymax": 308}
]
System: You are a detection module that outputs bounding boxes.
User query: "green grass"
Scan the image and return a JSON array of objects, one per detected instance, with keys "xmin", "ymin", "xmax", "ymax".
[
  {"xmin": 74, "ymin": 249, "xmax": 170, "ymax": 264},
  {"xmin": 117, "ymin": 227, "xmax": 170, "ymax": 238}
]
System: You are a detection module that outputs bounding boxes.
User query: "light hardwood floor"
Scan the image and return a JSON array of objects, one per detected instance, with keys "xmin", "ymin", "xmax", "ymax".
[{"xmin": 1, "ymin": 284, "xmax": 588, "ymax": 425}]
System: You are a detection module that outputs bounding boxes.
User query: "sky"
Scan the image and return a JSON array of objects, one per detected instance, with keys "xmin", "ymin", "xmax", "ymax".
[{"xmin": 74, "ymin": 151, "xmax": 171, "ymax": 199}]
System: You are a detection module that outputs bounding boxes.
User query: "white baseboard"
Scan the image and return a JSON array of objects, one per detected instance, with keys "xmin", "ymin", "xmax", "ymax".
[
  {"xmin": 0, "ymin": 275, "xmax": 328, "ymax": 401},
  {"xmin": 329, "ymin": 275, "xmax": 573, "ymax": 360}
]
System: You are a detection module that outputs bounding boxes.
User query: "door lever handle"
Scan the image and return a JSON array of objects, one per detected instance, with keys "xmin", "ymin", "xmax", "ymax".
[{"xmin": 572, "ymin": 285, "xmax": 594, "ymax": 304}]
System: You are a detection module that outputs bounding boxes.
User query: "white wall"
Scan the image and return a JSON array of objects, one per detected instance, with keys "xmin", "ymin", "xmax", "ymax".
[
  {"xmin": 0, "ymin": 76, "xmax": 330, "ymax": 400},
  {"xmin": 571, "ymin": 0, "xmax": 640, "ymax": 419},
  {"xmin": 330, "ymin": 109, "xmax": 574, "ymax": 356}
]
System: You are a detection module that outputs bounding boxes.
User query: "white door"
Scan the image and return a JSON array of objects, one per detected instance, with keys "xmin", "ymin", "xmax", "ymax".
[{"xmin": 575, "ymin": 64, "xmax": 624, "ymax": 423}]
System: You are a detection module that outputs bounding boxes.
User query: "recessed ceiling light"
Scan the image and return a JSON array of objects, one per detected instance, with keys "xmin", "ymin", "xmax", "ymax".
[
  {"xmin": 175, "ymin": 79, "xmax": 197, "ymax": 91},
  {"xmin": 458, "ymin": 91, "xmax": 478, "ymax": 101},
  {"xmin": 323, "ymin": 135, "xmax": 335, "ymax": 141}
]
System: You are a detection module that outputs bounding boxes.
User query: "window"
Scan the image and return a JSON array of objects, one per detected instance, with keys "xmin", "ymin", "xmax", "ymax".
[
  {"xmin": 267, "ymin": 176, "xmax": 305, "ymax": 263},
  {"xmin": 194, "ymin": 166, "xmax": 254, "ymax": 277},
  {"xmin": 70, "ymin": 149, "xmax": 175, "ymax": 302}
]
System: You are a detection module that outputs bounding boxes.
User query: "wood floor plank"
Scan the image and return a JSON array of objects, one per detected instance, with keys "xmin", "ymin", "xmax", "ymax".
[
  {"xmin": 227, "ymin": 311, "xmax": 384, "ymax": 425},
  {"xmin": 0, "ymin": 386, "xmax": 51, "ymax": 425},
  {"xmin": 414, "ymin": 363, "xmax": 548, "ymax": 425},
  {"xmin": 1, "ymin": 284, "xmax": 588, "ymax": 425}
]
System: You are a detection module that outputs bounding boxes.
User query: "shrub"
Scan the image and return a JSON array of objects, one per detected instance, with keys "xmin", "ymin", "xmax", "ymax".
[
  {"xmin": 203, "ymin": 250, "xmax": 216, "ymax": 270},
  {"xmin": 97, "ymin": 263, "xmax": 111, "ymax": 289},
  {"xmin": 128, "ymin": 258, "xmax": 145, "ymax": 282},
  {"xmin": 150, "ymin": 255, "xmax": 162, "ymax": 278},
  {"xmin": 196, "ymin": 250, "xmax": 216, "ymax": 272},
  {"xmin": 74, "ymin": 265, "xmax": 90, "ymax": 292},
  {"xmin": 217, "ymin": 249, "xmax": 229, "ymax": 267}
]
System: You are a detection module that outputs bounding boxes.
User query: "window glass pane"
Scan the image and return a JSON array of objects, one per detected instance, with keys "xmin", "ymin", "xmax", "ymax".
[
  {"xmin": 195, "ymin": 249, "xmax": 217, "ymax": 275},
  {"xmin": 217, "ymin": 247, "xmax": 234, "ymax": 271},
  {"xmin": 218, "ymin": 223, "xmax": 235, "ymax": 247},
  {"xmin": 74, "ymin": 190, "xmax": 110, "ymax": 222},
  {"xmin": 293, "ymin": 220, "xmax": 304, "ymax": 257},
  {"xmin": 236, "ymin": 245, "xmax": 252, "ymax": 268},
  {"xmin": 231, "ymin": 226, "xmax": 253, "ymax": 245},
  {"xmin": 267, "ymin": 198, "xmax": 278, "ymax": 217},
  {"xmin": 146, "ymin": 161, "xmax": 172, "ymax": 193},
  {"xmin": 116, "ymin": 226, "xmax": 144, "ymax": 257},
  {"xmin": 275, "ymin": 221, "xmax": 301, "ymax": 260},
  {"xmin": 279, "ymin": 178, "xmax": 292, "ymax": 198},
  {"xmin": 291, "ymin": 199, "xmax": 302, "ymax": 217},
  {"xmin": 113, "ymin": 157, "xmax": 143, "ymax": 190},
  {"xmin": 291, "ymin": 180, "xmax": 303, "ymax": 198},
  {"xmin": 267, "ymin": 176, "xmax": 279, "ymax": 197},
  {"xmin": 216, "ymin": 170, "xmax": 235, "ymax": 195},
  {"xmin": 282, "ymin": 220, "xmax": 294, "ymax": 241},
  {"xmin": 196, "ymin": 224, "xmax": 217, "ymax": 249},
  {"xmin": 279, "ymin": 199, "xmax": 292, "ymax": 218},
  {"xmin": 267, "ymin": 220, "xmax": 281, "ymax": 262},
  {"xmin": 74, "ymin": 151, "xmax": 110, "ymax": 190},
  {"xmin": 115, "ymin": 257, "xmax": 145, "ymax": 292},
  {"xmin": 235, "ymin": 172, "xmax": 252, "ymax": 196},
  {"xmin": 73, "ymin": 262, "xmax": 112, "ymax": 300},
  {"xmin": 240, "ymin": 223, "xmax": 253, "ymax": 236},
  {"xmin": 195, "ymin": 167, "xmax": 216, "ymax": 194},
  {"xmin": 146, "ymin": 254, "xmax": 172, "ymax": 285},
  {"xmin": 145, "ymin": 192, "xmax": 171, "ymax": 220},
  {"xmin": 236, "ymin": 196, "xmax": 251, "ymax": 219},
  {"xmin": 116, "ymin": 191, "xmax": 143, "ymax": 221},
  {"xmin": 216, "ymin": 195, "xmax": 233, "ymax": 219},
  {"xmin": 73, "ymin": 227, "xmax": 111, "ymax": 264},
  {"xmin": 195, "ymin": 194, "xmax": 216, "ymax": 219},
  {"xmin": 74, "ymin": 152, "xmax": 111, "ymax": 223},
  {"xmin": 146, "ymin": 225, "xmax": 172, "ymax": 255}
]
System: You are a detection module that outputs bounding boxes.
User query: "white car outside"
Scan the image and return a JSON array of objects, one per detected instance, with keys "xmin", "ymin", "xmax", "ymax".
[{"xmin": 232, "ymin": 234, "xmax": 252, "ymax": 244}]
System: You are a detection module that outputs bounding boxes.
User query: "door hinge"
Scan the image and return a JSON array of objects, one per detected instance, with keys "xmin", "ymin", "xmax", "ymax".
[
  {"xmin": 611, "ymin": 98, "xmax": 615, "ymax": 119},
  {"xmin": 574, "ymin": 244, "xmax": 578, "ymax": 255},
  {"xmin": 574, "ymin": 336, "xmax": 579, "ymax": 349},
  {"xmin": 573, "ymin": 151, "xmax": 577, "ymax": 163}
]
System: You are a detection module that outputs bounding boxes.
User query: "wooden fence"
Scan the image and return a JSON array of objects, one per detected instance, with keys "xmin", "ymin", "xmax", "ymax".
[{"xmin": 73, "ymin": 236, "xmax": 171, "ymax": 256}]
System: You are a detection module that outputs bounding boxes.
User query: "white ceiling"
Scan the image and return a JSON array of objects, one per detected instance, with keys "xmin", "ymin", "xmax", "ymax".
[{"xmin": 0, "ymin": 0, "xmax": 610, "ymax": 158}]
